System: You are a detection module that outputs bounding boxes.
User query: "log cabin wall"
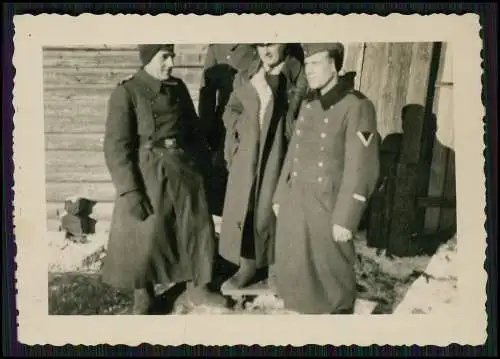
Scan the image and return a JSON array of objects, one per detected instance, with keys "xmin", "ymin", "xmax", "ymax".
[{"xmin": 44, "ymin": 42, "xmax": 455, "ymax": 235}]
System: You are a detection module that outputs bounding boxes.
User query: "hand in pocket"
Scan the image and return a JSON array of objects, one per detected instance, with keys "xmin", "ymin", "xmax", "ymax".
[{"xmin": 124, "ymin": 190, "xmax": 153, "ymax": 221}]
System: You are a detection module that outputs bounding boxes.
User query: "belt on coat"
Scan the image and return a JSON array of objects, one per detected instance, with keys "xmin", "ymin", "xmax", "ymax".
[{"xmin": 140, "ymin": 137, "xmax": 180, "ymax": 151}]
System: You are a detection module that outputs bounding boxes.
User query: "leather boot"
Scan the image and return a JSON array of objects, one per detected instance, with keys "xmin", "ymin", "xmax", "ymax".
[
  {"xmin": 186, "ymin": 281, "xmax": 227, "ymax": 308},
  {"xmin": 220, "ymin": 257, "xmax": 257, "ymax": 292}
]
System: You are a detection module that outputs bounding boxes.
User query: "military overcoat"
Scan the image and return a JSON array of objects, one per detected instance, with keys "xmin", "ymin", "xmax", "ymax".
[
  {"xmin": 101, "ymin": 69, "xmax": 216, "ymax": 290},
  {"xmin": 197, "ymin": 44, "xmax": 259, "ymax": 215},
  {"xmin": 218, "ymin": 55, "xmax": 307, "ymax": 268},
  {"xmin": 272, "ymin": 75, "xmax": 381, "ymax": 314}
]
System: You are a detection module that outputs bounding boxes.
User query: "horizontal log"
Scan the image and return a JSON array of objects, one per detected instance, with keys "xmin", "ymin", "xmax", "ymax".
[
  {"xmin": 45, "ymin": 150, "xmax": 110, "ymax": 182},
  {"xmin": 43, "ymin": 46, "xmax": 208, "ymax": 69},
  {"xmin": 43, "ymin": 66, "xmax": 203, "ymax": 89},
  {"xmin": 45, "ymin": 133, "xmax": 104, "ymax": 151},
  {"xmin": 44, "ymin": 89, "xmax": 200, "ymax": 134},
  {"xmin": 44, "ymin": 83, "xmax": 200, "ymax": 103},
  {"xmin": 46, "ymin": 181, "xmax": 116, "ymax": 202}
]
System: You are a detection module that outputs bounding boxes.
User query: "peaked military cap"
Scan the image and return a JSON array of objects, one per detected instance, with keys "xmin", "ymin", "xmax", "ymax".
[
  {"xmin": 138, "ymin": 44, "xmax": 175, "ymax": 66},
  {"xmin": 302, "ymin": 43, "xmax": 345, "ymax": 71},
  {"xmin": 301, "ymin": 43, "xmax": 344, "ymax": 58}
]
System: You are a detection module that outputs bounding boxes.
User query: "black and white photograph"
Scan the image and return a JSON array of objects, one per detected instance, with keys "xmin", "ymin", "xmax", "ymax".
[{"xmin": 13, "ymin": 13, "xmax": 486, "ymax": 346}]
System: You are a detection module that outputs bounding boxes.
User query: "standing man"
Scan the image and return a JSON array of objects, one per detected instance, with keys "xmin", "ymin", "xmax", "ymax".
[
  {"xmin": 198, "ymin": 44, "xmax": 259, "ymax": 216},
  {"xmin": 101, "ymin": 44, "xmax": 227, "ymax": 314},
  {"xmin": 272, "ymin": 43, "xmax": 380, "ymax": 314},
  {"xmin": 218, "ymin": 43, "xmax": 307, "ymax": 291}
]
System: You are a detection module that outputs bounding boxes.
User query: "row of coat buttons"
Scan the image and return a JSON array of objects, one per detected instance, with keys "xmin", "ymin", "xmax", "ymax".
[
  {"xmin": 291, "ymin": 171, "xmax": 325, "ymax": 183},
  {"xmin": 292, "ymin": 105, "xmax": 330, "ymax": 183},
  {"xmin": 295, "ymin": 128, "xmax": 328, "ymax": 139}
]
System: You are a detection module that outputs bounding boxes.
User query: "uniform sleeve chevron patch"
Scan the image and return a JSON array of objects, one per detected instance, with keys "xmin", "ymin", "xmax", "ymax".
[{"xmin": 357, "ymin": 131, "xmax": 374, "ymax": 147}]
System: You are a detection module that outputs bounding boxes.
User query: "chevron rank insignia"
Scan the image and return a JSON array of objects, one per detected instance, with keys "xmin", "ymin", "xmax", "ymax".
[{"xmin": 357, "ymin": 131, "xmax": 374, "ymax": 147}]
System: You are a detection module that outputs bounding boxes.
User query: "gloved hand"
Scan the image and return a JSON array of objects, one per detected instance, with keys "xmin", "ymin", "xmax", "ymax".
[{"xmin": 124, "ymin": 190, "xmax": 153, "ymax": 221}]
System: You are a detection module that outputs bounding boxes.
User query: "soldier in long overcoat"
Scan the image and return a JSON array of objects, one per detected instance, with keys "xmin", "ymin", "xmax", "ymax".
[
  {"xmin": 218, "ymin": 43, "xmax": 308, "ymax": 291},
  {"xmin": 198, "ymin": 44, "xmax": 259, "ymax": 216},
  {"xmin": 272, "ymin": 43, "xmax": 381, "ymax": 314},
  {"xmin": 101, "ymin": 44, "xmax": 227, "ymax": 314}
]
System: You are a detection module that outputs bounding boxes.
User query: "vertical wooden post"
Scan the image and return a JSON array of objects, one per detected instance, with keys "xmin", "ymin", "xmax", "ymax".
[{"xmin": 385, "ymin": 42, "xmax": 442, "ymax": 257}]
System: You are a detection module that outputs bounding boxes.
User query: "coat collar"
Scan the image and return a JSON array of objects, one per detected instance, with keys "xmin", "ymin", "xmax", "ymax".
[
  {"xmin": 304, "ymin": 74, "xmax": 354, "ymax": 110},
  {"xmin": 134, "ymin": 68, "xmax": 179, "ymax": 94},
  {"xmin": 246, "ymin": 55, "xmax": 303, "ymax": 85}
]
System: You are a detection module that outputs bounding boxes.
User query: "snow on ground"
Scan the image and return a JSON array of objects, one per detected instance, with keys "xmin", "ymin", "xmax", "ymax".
[
  {"xmin": 393, "ymin": 236, "xmax": 457, "ymax": 314},
  {"xmin": 47, "ymin": 220, "xmax": 457, "ymax": 316}
]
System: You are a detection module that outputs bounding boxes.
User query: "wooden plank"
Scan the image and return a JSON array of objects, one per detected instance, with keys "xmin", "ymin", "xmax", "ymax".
[
  {"xmin": 358, "ymin": 43, "xmax": 389, "ymax": 133},
  {"xmin": 43, "ymin": 67, "xmax": 203, "ymax": 89},
  {"xmin": 46, "ymin": 181, "xmax": 116, "ymax": 202},
  {"xmin": 434, "ymin": 86, "xmax": 454, "ymax": 150},
  {"xmin": 376, "ymin": 43, "xmax": 413, "ymax": 139},
  {"xmin": 45, "ymin": 150, "xmax": 110, "ymax": 182},
  {"xmin": 405, "ymin": 42, "xmax": 434, "ymax": 106},
  {"xmin": 436, "ymin": 42, "xmax": 453, "ymax": 83},
  {"xmin": 342, "ymin": 42, "xmax": 364, "ymax": 73},
  {"xmin": 44, "ymin": 90, "xmax": 200, "ymax": 134},
  {"xmin": 438, "ymin": 150, "xmax": 457, "ymax": 233},
  {"xmin": 424, "ymin": 87, "xmax": 454, "ymax": 232},
  {"xmin": 424, "ymin": 140, "xmax": 450, "ymax": 233},
  {"xmin": 342, "ymin": 42, "xmax": 364, "ymax": 91},
  {"xmin": 43, "ymin": 48, "xmax": 207, "ymax": 69},
  {"xmin": 44, "ymin": 84, "xmax": 200, "ymax": 103},
  {"xmin": 353, "ymin": 43, "xmax": 365, "ymax": 91},
  {"xmin": 45, "ymin": 133, "xmax": 104, "ymax": 151}
]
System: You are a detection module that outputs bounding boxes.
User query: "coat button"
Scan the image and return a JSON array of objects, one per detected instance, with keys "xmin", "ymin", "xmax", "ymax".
[
  {"xmin": 318, "ymin": 161, "xmax": 324, "ymax": 167},
  {"xmin": 295, "ymin": 144, "xmax": 300, "ymax": 149},
  {"xmin": 292, "ymin": 171, "xmax": 298, "ymax": 177},
  {"xmin": 324, "ymin": 118, "xmax": 329, "ymax": 123},
  {"xmin": 296, "ymin": 129, "xmax": 301, "ymax": 136},
  {"xmin": 320, "ymin": 132, "xmax": 326, "ymax": 139},
  {"xmin": 226, "ymin": 55, "xmax": 231, "ymax": 60},
  {"xmin": 318, "ymin": 177, "xmax": 323, "ymax": 183},
  {"xmin": 299, "ymin": 116, "xmax": 305, "ymax": 122},
  {"xmin": 320, "ymin": 146, "xmax": 325, "ymax": 151},
  {"xmin": 293, "ymin": 157, "xmax": 298, "ymax": 162},
  {"xmin": 306, "ymin": 104, "xmax": 311, "ymax": 109}
]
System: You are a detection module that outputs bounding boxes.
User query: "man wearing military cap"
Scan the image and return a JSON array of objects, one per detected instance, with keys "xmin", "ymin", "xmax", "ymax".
[
  {"xmin": 272, "ymin": 42, "xmax": 380, "ymax": 314},
  {"xmin": 101, "ymin": 44, "xmax": 227, "ymax": 314}
]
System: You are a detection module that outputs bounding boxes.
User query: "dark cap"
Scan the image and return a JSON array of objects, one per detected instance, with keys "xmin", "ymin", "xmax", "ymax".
[
  {"xmin": 138, "ymin": 44, "xmax": 175, "ymax": 66},
  {"xmin": 301, "ymin": 43, "xmax": 345, "ymax": 71}
]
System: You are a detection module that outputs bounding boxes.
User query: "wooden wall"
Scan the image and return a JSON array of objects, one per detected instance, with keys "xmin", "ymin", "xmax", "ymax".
[{"xmin": 44, "ymin": 42, "xmax": 455, "ymax": 235}]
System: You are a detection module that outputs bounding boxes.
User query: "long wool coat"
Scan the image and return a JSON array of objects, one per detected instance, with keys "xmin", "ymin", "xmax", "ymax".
[
  {"xmin": 218, "ymin": 55, "xmax": 306, "ymax": 268},
  {"xmin": 197, "ymin": 44, "xmax": 259, "ymax": 216},
  {"xmin": 101, "ymin": 69, "xmax": 216, "ymax": 291},
  {"xmin": 272, "ymin": 76, "xmax": 381, "ymax": 314}
]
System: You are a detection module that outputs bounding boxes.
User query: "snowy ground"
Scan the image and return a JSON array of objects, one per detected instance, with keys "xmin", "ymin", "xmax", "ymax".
[{"xmin": 48, "ymin": 226, "xmax": 456, "ymax": 315}]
